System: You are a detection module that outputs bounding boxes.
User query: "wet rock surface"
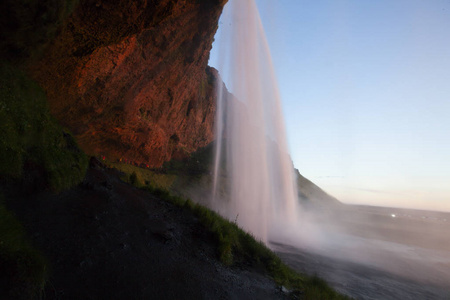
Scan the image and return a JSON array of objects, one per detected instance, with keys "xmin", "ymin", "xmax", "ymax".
[{"xmin": 10, "ymin": 162, "xmax": 288, "ymax": 300}]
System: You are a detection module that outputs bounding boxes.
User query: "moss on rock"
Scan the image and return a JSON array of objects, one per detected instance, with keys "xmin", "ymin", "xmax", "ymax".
[{"xmin": 0, "ymin": 63, "xmax": 88, "ymax": 191}]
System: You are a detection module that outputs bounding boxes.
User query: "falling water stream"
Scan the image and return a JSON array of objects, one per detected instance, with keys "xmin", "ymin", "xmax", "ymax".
[{"xmin": 212, "ymin": 0, "xmax": 300, "ymax": 243}]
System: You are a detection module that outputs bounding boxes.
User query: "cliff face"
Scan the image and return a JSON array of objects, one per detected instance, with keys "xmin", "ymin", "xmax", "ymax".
[{"xmin": 32, "ymin": 0, "xmax": 226, "ymax": 167}]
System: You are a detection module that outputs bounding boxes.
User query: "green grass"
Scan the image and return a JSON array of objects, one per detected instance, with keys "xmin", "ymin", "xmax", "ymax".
[
  {"xmin": 114, "ymin": 163, "xmax": 350, "ymax": 299},
  {"xmin": 147, "ymin": 185, "xmax": 350, "ymax": 299},
  {"xmin": 0, "ymin": 63, "xmax": 88, "ymax": 191},
  {"xmin": 0, "ymin": 195, "xmax": 47, "ymax": 299},
  {"xmin": 103, "ymin": 142, "xmax": 217, "ymax": 196},
  {"xmin": 106, "ymin": 161, "xmax": 177, "ymax": 190}
]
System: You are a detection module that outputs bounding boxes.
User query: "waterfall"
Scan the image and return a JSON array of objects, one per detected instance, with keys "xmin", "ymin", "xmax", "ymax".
[{"xmin": 212, "ymin": 0, "xmax": 300, "ymax": 243}]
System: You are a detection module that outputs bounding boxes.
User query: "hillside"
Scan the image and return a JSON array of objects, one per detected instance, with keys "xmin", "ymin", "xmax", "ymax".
[{"xmin": 295, "ymin": 169, "xmax": 341, "ymax": 209}]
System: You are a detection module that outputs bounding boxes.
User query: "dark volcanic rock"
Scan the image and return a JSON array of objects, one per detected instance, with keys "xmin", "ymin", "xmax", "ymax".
[{"xmin": 32, "ymin": 0, "xmax": 226, "ymax": 167}]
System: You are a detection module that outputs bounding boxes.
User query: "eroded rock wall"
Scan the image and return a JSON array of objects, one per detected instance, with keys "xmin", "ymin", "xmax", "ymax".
[{"xmin": 32, "ymin": 0, "xmax": 226, "ymax": 167}]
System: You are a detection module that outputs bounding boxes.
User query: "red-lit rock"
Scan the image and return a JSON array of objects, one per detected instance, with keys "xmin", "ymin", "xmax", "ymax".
[{"xmin": 32, "ymin": 0, "xmax": 226, "ymax": 167}]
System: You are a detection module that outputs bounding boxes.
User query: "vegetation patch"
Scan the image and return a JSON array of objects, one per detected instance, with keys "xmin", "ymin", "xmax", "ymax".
[
  {"xmin": 163, "ymin": 143, "xmax": 215, "ymax": 176},
  {"xmin": 147, "ymin": 185, "xmax": 350, "ymax": 299},
  {"xmin": 0, "ymin": 63, "xmax": 88, "ymax": 191},
  {"xmin": 114, "ymin": 162, "xmax": 350, "ymax": 299},
  {"xmin": 106, "ymin": 161, "xmax": 177, "ymax": 190}
]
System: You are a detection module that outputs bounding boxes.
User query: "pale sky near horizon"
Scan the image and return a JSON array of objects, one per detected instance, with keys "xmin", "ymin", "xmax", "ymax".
[{"xmin": 209, "ymin": 0, "xmax": 450, "ymax": 212}]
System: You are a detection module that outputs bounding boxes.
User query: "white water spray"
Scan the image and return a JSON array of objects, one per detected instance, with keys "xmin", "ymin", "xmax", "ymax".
[{"xmin": 212, "ymin": 0, "xmax": 300, "ymax": 243}]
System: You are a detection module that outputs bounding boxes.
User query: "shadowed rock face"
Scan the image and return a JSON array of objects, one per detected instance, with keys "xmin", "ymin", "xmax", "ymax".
[{"xmin": 32, "ymin": 0, "xmax": 227, "ymax": 167}]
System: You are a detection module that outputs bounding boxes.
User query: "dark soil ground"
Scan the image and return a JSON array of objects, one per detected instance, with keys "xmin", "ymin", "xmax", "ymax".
[{"xmin": 8, "ymin": 161, "xmax": 289, "ymax": 300}]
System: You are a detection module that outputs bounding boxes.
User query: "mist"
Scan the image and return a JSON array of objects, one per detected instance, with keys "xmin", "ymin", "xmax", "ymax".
[{"xmin": 268, "ymin": 199, "xmax": 450, "ymax": 298}]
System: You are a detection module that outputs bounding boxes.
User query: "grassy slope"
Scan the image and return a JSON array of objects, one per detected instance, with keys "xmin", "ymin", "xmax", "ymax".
[{"xmin": 104, "ymin": 159, "xmax": 351, "ymax": 299}]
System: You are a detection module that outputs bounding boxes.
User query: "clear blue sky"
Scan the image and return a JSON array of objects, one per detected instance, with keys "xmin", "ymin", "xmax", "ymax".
[{"xmin": 209, "ymin": 0, "xmax": 450, "ymax": 212}]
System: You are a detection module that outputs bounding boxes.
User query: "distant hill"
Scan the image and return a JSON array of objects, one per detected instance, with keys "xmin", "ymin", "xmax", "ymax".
[{"xmin": 295, "ymin": 169, "xmax": 342, "ymax": 209}]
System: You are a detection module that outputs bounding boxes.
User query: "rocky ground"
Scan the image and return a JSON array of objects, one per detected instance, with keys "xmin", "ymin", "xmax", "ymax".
[{"xmin": 8, "ymin": 160, "xmax": 288, "ymax": 300}]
